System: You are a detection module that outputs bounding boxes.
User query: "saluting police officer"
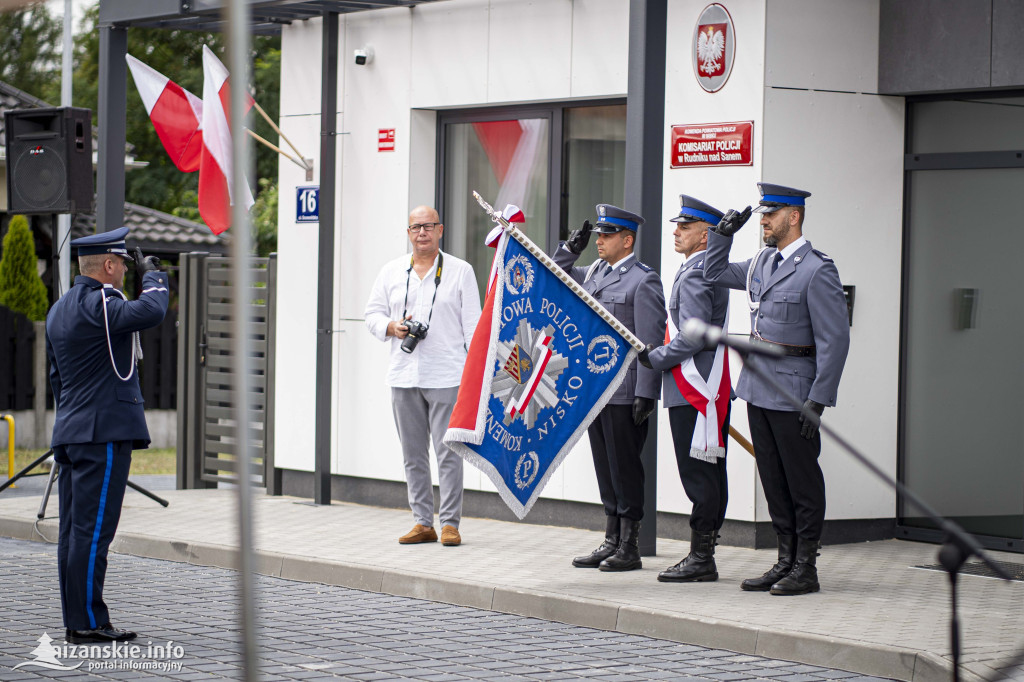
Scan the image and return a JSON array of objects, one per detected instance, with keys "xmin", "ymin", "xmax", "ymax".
[
  {"xmin": 553, "ymin": 204, "xmax": 666, "ymax": 572},
  {"xmin": 637, "ymin": 195, "xmax": 732, "ymax": 583},
  {"xmin": 703, "ymin": 183, "xmax": 850, "ymax": 595},
  {"xmin": 47, "ymin": 227, "xmax": 168, "ymax": 642}
]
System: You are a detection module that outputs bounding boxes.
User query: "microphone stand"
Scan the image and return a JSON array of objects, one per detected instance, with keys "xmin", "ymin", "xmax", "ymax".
[
  {"xmin": 1, "ymin": 450, "xmax": 170, "ymax": 511},
  {"xmin": 731, "ymin": 345, "xmax": 1012, "ymax": 682}
]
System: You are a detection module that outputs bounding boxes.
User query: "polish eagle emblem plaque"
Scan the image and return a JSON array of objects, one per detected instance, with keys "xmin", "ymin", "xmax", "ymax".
[{"xmin": 693, "ymin": 3, "xmax": 736, "ymax": 93}]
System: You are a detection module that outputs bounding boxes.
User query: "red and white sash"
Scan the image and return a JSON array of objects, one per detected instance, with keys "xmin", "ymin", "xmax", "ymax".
[{"xmin": 666, "ymin": 313, "xmax": 731, "ymax": 462}]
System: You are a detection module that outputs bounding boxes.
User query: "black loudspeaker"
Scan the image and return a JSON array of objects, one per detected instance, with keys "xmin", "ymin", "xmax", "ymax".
[{"xmin": 5, "ymin": 107, "xmax": 94, "ymax": 214}]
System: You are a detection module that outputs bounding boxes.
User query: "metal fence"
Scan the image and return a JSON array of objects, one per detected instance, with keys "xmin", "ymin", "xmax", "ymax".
[
  {"xmin": 0, "ymin": 306, "xmax": 36, "ymax": 411},
  {"xmin": 176, "ymin": 253, "xmax": 279, "ymax": 493}
]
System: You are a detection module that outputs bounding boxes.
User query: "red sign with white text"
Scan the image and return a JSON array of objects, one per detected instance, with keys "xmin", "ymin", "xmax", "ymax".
[
  {"xmin": 378, "ymin": 128, "xmax": 395, "ymax": 152},
  {"xmin": 670, "ymin": 121, "xmax": 753, "ymax": 168}
]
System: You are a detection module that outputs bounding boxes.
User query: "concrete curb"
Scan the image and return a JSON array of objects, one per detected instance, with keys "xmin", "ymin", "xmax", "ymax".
[{"xmin": 0, "ymin": 516, "xmax": 982, "ymax": 682}]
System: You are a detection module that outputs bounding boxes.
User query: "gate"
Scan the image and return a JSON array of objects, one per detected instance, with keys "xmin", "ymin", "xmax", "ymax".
[{"xmin": 176, "ymin": 253, "xmax": 280, "ymax": 494}]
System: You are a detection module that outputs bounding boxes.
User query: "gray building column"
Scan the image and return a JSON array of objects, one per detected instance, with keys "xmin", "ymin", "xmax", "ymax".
[
  {"xmin": 314, "ymin": 12, "xmax": 339, "ymax": 505},
  {"xmin": 624, "ymin": 0, "xmax": 667, "ymax": 556},
  {"xmin": 96, "ymin": 25, "xmax": 127, "ymax": 232}
]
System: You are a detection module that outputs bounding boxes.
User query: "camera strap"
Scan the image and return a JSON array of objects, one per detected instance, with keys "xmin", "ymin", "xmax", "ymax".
[{"xmin": 402, "ymin": 251, "xmax": 443, "ymax": 326}]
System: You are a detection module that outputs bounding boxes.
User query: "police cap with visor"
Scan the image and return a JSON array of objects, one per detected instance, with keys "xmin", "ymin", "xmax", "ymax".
[
  {"xmin": 592, "ymin": 204, "xmax": 644, "ymax": 234},
  {"xmin": 670, "ymin": 195, "xmax": 723, "ymax": 226},
  {"xmin": 753, "ymin": 183, "xmax": 811, "ymax": 214},
  {"xmin": 71, "ymin": 226, "xmax": 132, "ymax": 259}
]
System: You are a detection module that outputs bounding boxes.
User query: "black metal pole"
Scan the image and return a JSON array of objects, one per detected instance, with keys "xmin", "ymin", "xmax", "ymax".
[
  {"xmin": 313, "ymin": 12, "xmax": 339, "ymax": 505},
  {"xmin": 625, "ymin": 0, "xmax": 667, "ymax": 557},
  {"xmin": 96, "ymin": 24, "xmax": 127, "ymax": 232}
]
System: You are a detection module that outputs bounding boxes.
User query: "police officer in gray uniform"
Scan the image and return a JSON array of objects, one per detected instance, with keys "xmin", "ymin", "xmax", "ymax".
[
  {"xmin": 637, "ymin": 195, "xmax": 731, "ymax": 583},
  {"xmin": 553, "ymin": 204, "xmax": 666, "ymax": 572},
  {"xmin": 703, "ymin": 183, "xmax": 850, "ymax": 595}
]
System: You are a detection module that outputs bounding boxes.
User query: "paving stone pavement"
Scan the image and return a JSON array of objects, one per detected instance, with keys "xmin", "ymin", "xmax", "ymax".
[
  {"xmin": 0, "ymin": 489, "xmax": 1022, "ymax": 681},
  {"xmin": 0, "ymin": 537, "xmax": 897, "ymax": 681}
]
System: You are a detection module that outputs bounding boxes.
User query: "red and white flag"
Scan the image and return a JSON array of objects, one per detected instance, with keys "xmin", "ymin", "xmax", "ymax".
[
  {"xmin": 199, "ymin": 45, "xmax": 254, "ymax": 235},
  {"xmin": 666, "ymin": 313, "xmax": 731, "ymax": 462},
  {"xmin": 126, "ymin": 55, "xmax": 204, "ymax": 172}
]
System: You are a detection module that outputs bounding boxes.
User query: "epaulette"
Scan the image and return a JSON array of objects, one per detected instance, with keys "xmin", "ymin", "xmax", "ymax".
[
  {"xmin": 691, "ymin": 259, "xmax": 705, "ymax": 270},
  {"xmin": 635, "ymin": 261, "xmax": 653, "ymax": 272},
  {"xmin": 811, "ymin": 249, "xmax": 833, "ymax": 262}
]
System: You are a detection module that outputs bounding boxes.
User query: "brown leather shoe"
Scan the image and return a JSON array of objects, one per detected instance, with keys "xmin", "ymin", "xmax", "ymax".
[
  {"xmin": 399, "ymin": 524, "xmax": 437, "ymax": 544},
  {"xmin": 441, "ymin": 525, "xmax": 461, "ymax": 546}
]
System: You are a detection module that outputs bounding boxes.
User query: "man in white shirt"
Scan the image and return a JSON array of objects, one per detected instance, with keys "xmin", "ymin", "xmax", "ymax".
[{"xmin": 365, "ymin": 205, "xmax": 481, "ymax": 547}]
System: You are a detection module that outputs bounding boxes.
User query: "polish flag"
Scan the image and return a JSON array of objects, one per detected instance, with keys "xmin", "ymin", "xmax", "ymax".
[
  {"xmin": 199, "ymin": 45, "xmax": 254, "ymax": 234},
  {"xmin": 126, "ymin": 55, "xmax": 203, "ymax": 172}
]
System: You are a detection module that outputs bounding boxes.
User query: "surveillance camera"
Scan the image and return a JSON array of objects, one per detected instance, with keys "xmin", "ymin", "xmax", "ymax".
[{"xmin": 354, "ymin": 47, "xmax": 374, "ymax": 66}]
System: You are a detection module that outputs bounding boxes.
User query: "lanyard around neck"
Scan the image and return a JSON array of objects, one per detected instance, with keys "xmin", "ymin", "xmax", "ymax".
[{"xmin": 402, "ymin": 252, "xmax": 443, "ymax": 325}]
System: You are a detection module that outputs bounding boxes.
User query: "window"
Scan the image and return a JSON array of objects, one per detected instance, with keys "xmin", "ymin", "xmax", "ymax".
[{"xmin": 438, "ymin": 101, "xmax": 627, "ymax": 295}]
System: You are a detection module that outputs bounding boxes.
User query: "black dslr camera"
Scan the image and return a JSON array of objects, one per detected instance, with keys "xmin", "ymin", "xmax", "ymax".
[{"xmin": 401, "ymin": 320, "xmax": 429, "ymax": 354}]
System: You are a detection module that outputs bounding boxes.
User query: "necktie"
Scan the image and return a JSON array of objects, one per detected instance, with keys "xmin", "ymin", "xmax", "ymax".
[{"xmin": 771, "ymin": 252, "xmax": 782, "ymax": 275}]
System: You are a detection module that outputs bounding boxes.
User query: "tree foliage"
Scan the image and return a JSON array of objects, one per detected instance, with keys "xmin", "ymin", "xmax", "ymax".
[
  {"xmin": 0, "ymin": 215, "xmax": 50, "ymax": 321},
  {"xmin": 0, "ymin": 3, "xmax": 62, "ymax": 104},
  {"xmin": 72, "ymin": 4, "xmax": 281, "ymax": 227},
  {"xmin": 251, "ymin": 179, "xmax": 278, "ymax": 257}
]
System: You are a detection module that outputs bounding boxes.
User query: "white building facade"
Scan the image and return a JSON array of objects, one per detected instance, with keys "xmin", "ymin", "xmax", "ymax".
[{"xmin": 272, "ymin": 0, "xmax": 1023, "ymax": 550}]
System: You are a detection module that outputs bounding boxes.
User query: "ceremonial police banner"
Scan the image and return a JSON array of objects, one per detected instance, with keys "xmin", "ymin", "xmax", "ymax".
[{"xmin": 444, "ymin": 209, "xmax": 642, "ymax": 519}]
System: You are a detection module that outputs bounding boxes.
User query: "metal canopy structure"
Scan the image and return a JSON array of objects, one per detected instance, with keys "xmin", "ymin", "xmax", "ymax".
[{"xmin": 99, "ymin": 0, "xmax": 449, "ymax": 35}]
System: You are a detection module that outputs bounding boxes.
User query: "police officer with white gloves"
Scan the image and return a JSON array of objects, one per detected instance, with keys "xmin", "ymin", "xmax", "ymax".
[
  {"xmin": 703, "ymin": 183, "xmax": 850, "ymax": 595},
  {"xmin": 553, "ymin": 204, "xmax": 666, "ymax": 572},
  {"xmin": 47, "ymin": 227, "xmax": 168, "ymax": 641}
]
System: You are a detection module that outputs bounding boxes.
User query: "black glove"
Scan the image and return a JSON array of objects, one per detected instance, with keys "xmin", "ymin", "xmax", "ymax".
[
  {"xmin": 798, "ymin": 399, "xmax": 826, "ymax": 439},
  {"xmin": 637, "ymin": 343, "xmax": 655, "ymax": 369},
  {"xmin": 565, "ymin": 220, "xmax": 593, "ymax": 255},
  {"xmin": 632, "ymin": 397, "xmax": 656, "ymax": 426},
  {"xmin": 713, "ymin": 206, "xmax": 752, "ymax": 237},
  {"xmin": 133, "ymin": 247, "xmax": 160, "ymax": 275}
]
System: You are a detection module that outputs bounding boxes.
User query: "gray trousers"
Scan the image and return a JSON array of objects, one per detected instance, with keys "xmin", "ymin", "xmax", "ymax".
[{"xmin": 391, "ymin": 386, "xmax": 463, "ymax": 528}]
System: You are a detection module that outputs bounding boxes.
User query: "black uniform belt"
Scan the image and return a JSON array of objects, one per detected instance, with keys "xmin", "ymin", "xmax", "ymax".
[{"xmin": 751, "ymin": 336, "xmax": 816, "ymax": 357}]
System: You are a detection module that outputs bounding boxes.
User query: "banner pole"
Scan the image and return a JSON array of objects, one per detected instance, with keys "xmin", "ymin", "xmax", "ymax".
[{"xmin": 473, "ymin": 191, "xmax": 645, "ymax": 352}]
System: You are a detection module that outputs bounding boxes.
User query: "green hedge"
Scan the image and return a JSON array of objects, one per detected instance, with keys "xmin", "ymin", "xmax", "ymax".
[{"xmin": 0, "ymin": 215, "xmax": 49, "ymax": 321}]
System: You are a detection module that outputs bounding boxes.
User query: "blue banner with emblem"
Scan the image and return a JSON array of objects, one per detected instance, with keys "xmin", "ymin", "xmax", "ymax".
[{"xmin": 444, "ymin": 227, "xmax": 638, "ymax": 519}]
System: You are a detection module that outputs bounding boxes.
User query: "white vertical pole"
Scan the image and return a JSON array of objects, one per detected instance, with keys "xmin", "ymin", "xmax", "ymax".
[
  {"xmin": 57, "ymin": 0, "xmax": 72, "ymax": 291},
  {"xmin": 225, "ymin": 0, "xmax": 259, "ymax": 679}
]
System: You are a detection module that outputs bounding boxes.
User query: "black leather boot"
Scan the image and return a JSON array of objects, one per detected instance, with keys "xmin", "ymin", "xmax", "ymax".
[
  {"xmin": 658, "ymin": 530, "xmax": 718, "ymax": 582},
  {"xmin": 599, "ymin": 517, "xmax": 642, "ymax": 572},
  {"xmin": 770, "ymin": 538, "xmax": 820, "ymax": 595},
  {"xmin": 572, "ymin": 516, "xmax": 620, "ymax": 568},
  {"xmin": 740, "ymin": 534, "xmax": 796, "ymax": 591}
]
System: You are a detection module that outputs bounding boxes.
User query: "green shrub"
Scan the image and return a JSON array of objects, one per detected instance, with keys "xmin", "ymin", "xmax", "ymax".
[{"xmin": 0, "ymin": 215, "xmax": 49, "ymax": 321}]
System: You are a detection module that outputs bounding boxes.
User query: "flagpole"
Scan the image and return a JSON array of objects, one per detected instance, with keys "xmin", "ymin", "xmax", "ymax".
[
  {"xmin": 245, "ymin": 128, "xmax": 308, "ymax": 170},
  {"xmin": 226, "ymin": 0, "xmax": 259, "ymax": 679},
  {"xmin": 473, "ymin": 191, "xmax": 645, "ymax": 352},
  {"xmin": 728, "ymin": 425, "xmax": 755, "ymax": 457},
  {"xmin": 251, "ymin": 99, "xmax": 311, "ymax": 171}
]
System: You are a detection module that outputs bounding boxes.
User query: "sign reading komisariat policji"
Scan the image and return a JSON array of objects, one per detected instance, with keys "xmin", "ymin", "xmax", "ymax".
[
  {"xmin": 444, "ymin": 195, "xmax": 641, "ymax": 519},
  {"xmin": 670, "ymin": 121, "xmax": 753, "ymax": 168}
]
